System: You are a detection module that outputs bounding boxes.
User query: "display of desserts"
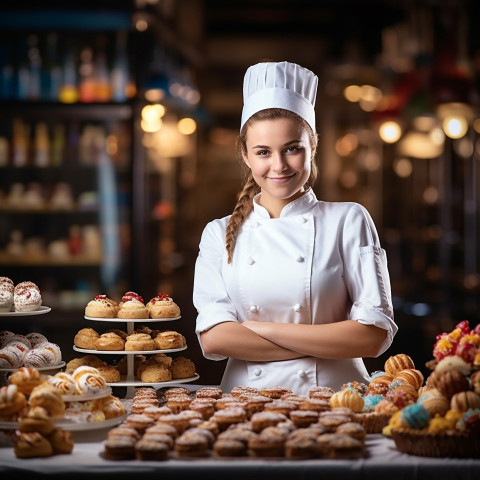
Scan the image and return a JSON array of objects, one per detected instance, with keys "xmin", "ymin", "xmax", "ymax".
[
  {"xmin": 84, "ymin": 292, "xmax": 181, "ymax": 319},
  {"xmin": 77, "ymin": 292, "xmax": 197, "ymax": 390},
  {"xmin": 0, "ymin": 330, "xmax": 62, "ymax": 370},
  {"xmin": 0, "ymin": 278, "xmax": 42, "ymax": 313},
  {"xmin": 384, "ymin": 320, "xmax": 480, "ymax": 458},
  {"xmin": 102, "ymin": 385, "xmax": 368, "ymax": 460}
]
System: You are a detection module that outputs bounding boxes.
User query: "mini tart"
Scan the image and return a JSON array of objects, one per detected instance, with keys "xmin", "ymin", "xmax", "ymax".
[
  {"xmin": 84, "ymin": 295, "xmax": 117, "ymax": 318},
  {"xmin": 103, "ymin": 436, "xmax": 136, "ymax": 460},
  {"xmin": 147, "ymin": 293, "xmax": 181, "ymax": 319},
  {"xmin": 214, "ymin": 438, "xmax": 247, "ymax": 457},
  {"xmin": 174, "ymin": 431, "xmax": 209, "ymax": 457}
]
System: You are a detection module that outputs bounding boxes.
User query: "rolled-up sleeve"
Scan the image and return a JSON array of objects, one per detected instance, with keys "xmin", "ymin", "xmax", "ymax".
[
  {"xmin": 341, "ymin": 204, "xmax": 397, "ymax": 356},
  {"xmin": 193, "ymin": 219, "xmax": 239, "ymax": 360}
]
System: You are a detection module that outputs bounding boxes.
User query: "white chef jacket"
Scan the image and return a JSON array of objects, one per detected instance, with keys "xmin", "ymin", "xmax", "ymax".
[{"xmin": 193, "ymin": 189, "xmax": 397, "ymax": 395}]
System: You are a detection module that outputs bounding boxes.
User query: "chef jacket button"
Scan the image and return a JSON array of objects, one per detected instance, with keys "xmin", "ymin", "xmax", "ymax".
[
  {"xmin": 247, "ymin": 257, "xmax": 255, "ymax": 265},
  {"xmin": 293, "ymin": 304, "xmax": 301, "ymax": 312},
  {"xmin": 253, "ymin": 368, "xmax": 262, "ymax": 376},
  {"xmin": 297, "ymin": 369, "xmax": 306, "ymax": 378},
  {"xmin": 249, "ymin": 305, "xmax": 258, "ymax": 313},
  {"xmin": 296, "ymin": 255, "xmax": 305, "ymax": 263}
]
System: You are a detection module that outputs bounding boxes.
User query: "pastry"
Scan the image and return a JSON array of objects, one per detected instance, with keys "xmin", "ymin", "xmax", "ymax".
[
  {"xmin": 329, "ymin": 389, "xmax": 364, "ymax": 413},
  {"xmin": 335, "ymin": 421, "xmax": 366, "ymax": 440},
  {"xmin": 165, "ymin": 395, "xmax": 192, "ymax": 414},
  {"xmin": 147, "ymin": 293, "xmax": 181, "ymax": 319},
  {"xmin": 0, "ymin": 276, "xmax": 14, "ymax": 312},
  {"xmin": 48, "ymin": 372, "xmax": 77, "ymax": 395},
  {"xmin": 0, "ymin": 330, "xmax": 15, "ymax": 348},
  {"xmin": 214, "ymin": 438, "xmax": 248, "ymax": 457},
  {"xmin": 29, "ymin": 384, "xmax": 65, "ymax": 417},
  {"xmin": 95, "ymin": 332, "xmax": 125, "ymax": 351},
  {"xmin": 153, "ymin": 330, "xmax": 186, "ymax": 350},
  {"xmin": 0, "ymin": 384, "xmax": 27, "ymax": 416},
  {"xmin": 212, "ymin": 406, "xmax": 248, "ymax": 431},
  {"xmin": 13, "ymin": 281, "xmax": 42, "ymax": 312},
  {"xmin": 95, "ymin": 395, "xmax": 127, "ymax": 419},
  {"xmin": 9, "ymin": 367, "xmax": 46, "ymax": 395},
  {"xmin": 125, "ymin": 333, "xmax": 155, "ymax": 351},
  {"xmin": 259, "ymin": 386, "xmax": 293, "ymax": 399},
  {"xmin": 124, "ymin": 413, "xmax": 155, "ymax": 432},
  {"xmin": 156, "ymin": 413, "xmax": 192, "ymax": 434},
  {"xmin": 316, "ymin": 432, "xmax": 364, "ymax": 459},
  {"xmin": 108, "ymin": 426, "xmax": 141, "ymax": 441},
  {"xmin": 188, "ymin": 398, "xmax": 216, "ymax": 420},
  {"xmin": 84, "ymin": 294, "xmax": 118, "ymax": 318},
  {"xmin": 66, "ymin": 354, "xmax": 106, "ymax": 373},
  {"xmin": 74, "ymin": 328, "xmax": 100, "ymax": 349},
  {"xmin": 450, "ymin": 391, "xmax": 480, "ymax": 411},
  {"xmin": 5, "ymin": 334, "xmax": 32, "ymax": 351},
  {"xmin": 96, "ymin": 365, "xmax": 121, "ymax": 383},
  {"xmin": 309, "ymin": 385, "xmax": 335, "ymax": 401},
  {"xmin": 39, "ymin": 342, "xmax": 62, "ymax": 365},
  {"xmin": 140, "ymin": 363, "xmax": 172, "ymax": 383},
  {"xmin": 72, "ymin": 366, "xmax": 107, "ymax": 395},
  {"xmin": 300, "ymin": 397, "xmax": 331, "ymax": 412},
  {"xmin": 384, "ymin": 353, "xmax": 415, "ymax": 376},
  {"xmin": 171, "ymin": 356, "xmax": 196, "ymax": 379},
  {"xmin": 248, "ymin": 426, "xmax": 288, "ymax": 457},
  {"xmin": 25, "ymin": 332, "xmax": 48, "ymax": 348},
  {"xmin": 290, "ymin": 409, "xmax": 319, "ymax": 428},
  {"xmin": 163, "ymin": 386, "xmax": 191, "ymax": 399},
  {"xmin": 135, "ymin": 439, "xmax": 170, "ymax": 460},
  {"xmin": 18, "ymin": 406, "xmax": 54, "ymax": 435},
  {"xmin": 131, "ymin": 397, "xmax": 159, "ymax": 413},
  {"xmin": 144, "ymin": 423, "xmax": 179, "ymax": 439},
  {"xmin": 47, "ymin": 428, "xmax": 74, "ymax": 454},
  {"xmin": 426, "ymin": 370, "xmax": 470, "ymax": 399},
  {"xmin": 174, "ymin": 431, "xmax": 209, "ymax": 457},
  {"xmin": 195, "ymin": 386, "xmax": 223, "ymax": 399},
  {"xmin": 0, "ymin": 345, "xmax": 25, "ymax": 368},
  {"xmin": 103, "ymin": 436, "xmax": 136, "ymax": 460},
  {"xmin": 23, "ymin": 347, "xmax": 55, "ymax": 368},
  {"xmin": 417, "ymin": 390, "xmax": 450, "ymax": 416},
  {"xmin": 264, "ymin": 399, "xmax": 298, "ymax": 416},
  {"xmin": 394, "ymin": 368, "xmax": 424, "ymax": 390},
  {"xmin": 143, "ymin": 406, "xmax": 173, "ymax": 420},
  {"xmin": 104, "ymin": 328, "xmax": 128, "ymax": 340},
  {"xmin": 250, "ymin": 411, "xmax": 287, "ymax": 432},
  {"xmin": 285, "ymin": 432, "xmax": 318, "ymax": 459},
  {"xmin": 13, "ymin": 431, "xmax": 53, "ymax": 458},
  {"xmin": 117, "ymin": 354, "xmax": 146, "ymax": 375},
  {"xmin": 117, "ymin": 292, "xmax": 148, "ymax": 319}
]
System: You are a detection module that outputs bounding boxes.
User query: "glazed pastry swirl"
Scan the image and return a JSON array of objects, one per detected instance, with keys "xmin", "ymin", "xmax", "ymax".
[{"xmin": 73, "ymin": 366, "xmax": 107, "ymax": 395}]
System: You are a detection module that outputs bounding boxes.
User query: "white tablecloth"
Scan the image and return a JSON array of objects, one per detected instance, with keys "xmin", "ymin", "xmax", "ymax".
[{"xmin": 0, "ymin": 430, "xmax": 479, "ymax": 480}]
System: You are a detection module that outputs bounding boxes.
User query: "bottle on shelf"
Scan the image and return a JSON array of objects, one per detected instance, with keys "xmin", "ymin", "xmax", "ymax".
[
  {"xmin": 111, "ymin": 31, "xmax": 129, "ymax": 103},
  {"xmin": 51, "ymin": 123, "xmax": 65, "ymax": 166},
  {"xmin": 11, "ymin": 118, "xmax": 30, "ymax": 167},
  {"xmin": 33, "ymin": 122, "xmax": 50, "ymax": 167},
  {"xmin": 42, "ymin": 33, "xmax": 62, "ymax": 101},
  {"xmin": 59, "ymin": 44, "xmax": 79, "ymax": 104},
  {"xmin": 78, "ymin": 46, "xmax": 96, "ymax": 103}
]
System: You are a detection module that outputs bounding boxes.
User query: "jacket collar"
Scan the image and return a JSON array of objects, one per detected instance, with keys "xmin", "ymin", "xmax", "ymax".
[{"xmin": 252, "ymin": 188, "xmax": 318, "ymax": 219}]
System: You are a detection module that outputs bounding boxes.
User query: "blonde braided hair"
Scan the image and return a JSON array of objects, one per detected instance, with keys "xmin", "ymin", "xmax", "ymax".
[{"xmin": 226, "ymin": 108, "xmax": 318, "ymax": 263}]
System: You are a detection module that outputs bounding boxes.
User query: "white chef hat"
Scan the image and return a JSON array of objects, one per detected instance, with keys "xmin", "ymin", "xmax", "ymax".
[{"xmin": 240, "ymin": 61, "xmax": 318, "ymax": 132}]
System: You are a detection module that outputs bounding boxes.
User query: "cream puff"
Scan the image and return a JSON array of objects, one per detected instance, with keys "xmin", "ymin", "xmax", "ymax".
[
  {"xmin": 147, "ymin": 293, "xmax": 181, "ymax": 319},
  {"xmin": 13, "ymin": 281, "xmax": 42, "ymax": 312}
]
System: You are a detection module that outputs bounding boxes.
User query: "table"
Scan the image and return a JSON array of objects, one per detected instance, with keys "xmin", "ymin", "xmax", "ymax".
[{"xmin": 0, "ymin": 429, "xmax": 479, "ymax": 480}]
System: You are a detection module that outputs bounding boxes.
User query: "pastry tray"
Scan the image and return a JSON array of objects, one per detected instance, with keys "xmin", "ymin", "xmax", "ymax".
[
  {"xmin": 72, "ymin": 346, "xmax": 187, "ymax": 355},
  {"xmin": 84, "ymin": 316, "xmax": 180, "ymax": 322},
  {"xmin": 0, "ymin": 306, "xmax": 51, "ymax": 316}
]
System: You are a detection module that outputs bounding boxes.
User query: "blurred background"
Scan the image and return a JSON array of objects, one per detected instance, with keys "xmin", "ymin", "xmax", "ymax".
[{"xmin": 1, "ymin": 0, "xmax": 479, "ymax": 384}]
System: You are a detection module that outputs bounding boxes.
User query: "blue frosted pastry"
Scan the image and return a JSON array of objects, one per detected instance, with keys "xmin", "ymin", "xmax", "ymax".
[{"xmin": 400, "ymin": 403, "xmax": 431, "ymax": 429}]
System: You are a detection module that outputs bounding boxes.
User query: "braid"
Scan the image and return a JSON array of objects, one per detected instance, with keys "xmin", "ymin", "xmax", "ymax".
[{"xmin": 226, "ymin": 173, "xmax": 259, "ymax": 263}]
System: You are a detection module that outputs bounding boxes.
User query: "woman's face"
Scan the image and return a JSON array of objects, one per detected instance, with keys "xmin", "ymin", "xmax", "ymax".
[{"xmin": 242, "ymin": 117, "xmax": 312, "ymax": 216}]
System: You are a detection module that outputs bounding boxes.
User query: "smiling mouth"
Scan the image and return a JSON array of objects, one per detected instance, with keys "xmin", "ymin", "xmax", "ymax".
[{"xmin": 268, "ymin": 174, "xmax": 295, "ymax": 183}]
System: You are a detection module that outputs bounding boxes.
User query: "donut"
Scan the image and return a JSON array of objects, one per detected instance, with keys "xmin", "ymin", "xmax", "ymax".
[
  {"xmin": 147, "ymin": 293, "xmax": 181, "ymax": 319},
  {"xmin": 94, "ymin": 332, "xmax": 125, "ymax": 351},
  {"xmin": 0, "ymin": 277, "xmax": 14, "ymax": 312},
  {"xmin": 9, "ymin": 367, "xmax": 46, "ymax": 395},
  {"xmin": 153, "ymin": 330, "xmax": 186, "ymax": 350},
  {"xmin": 13, "ymin": 281, "xmax": 42, "ymax": 312},
  {"xmin": 74, "ymin": 328, "xmax": 100, "ymax": 349},
  {"xmin": 84, "ymin": 294, "xmax": 117, "ymax": 318}
]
